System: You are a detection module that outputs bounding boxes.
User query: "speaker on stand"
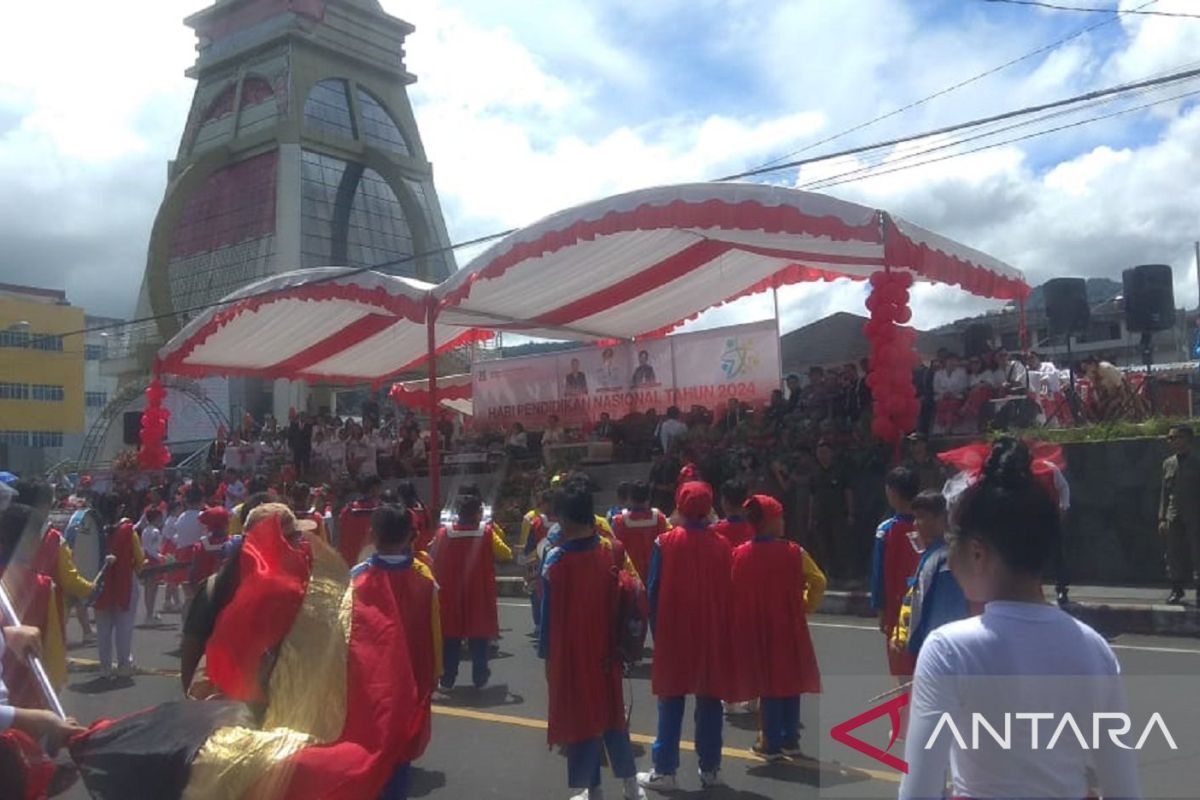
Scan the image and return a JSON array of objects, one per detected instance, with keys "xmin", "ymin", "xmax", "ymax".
[
  {"xmin": 1123, "ymin": 264, "xmax": 1176, "ymax": 414},
  {"xmin": 1043, "ymin": 277, "xmax": 1090, "ymax": 425}
]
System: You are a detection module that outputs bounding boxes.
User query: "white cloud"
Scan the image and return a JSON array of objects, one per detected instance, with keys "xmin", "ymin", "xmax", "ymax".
[{"xmin": 0, "ymin": 0, "xmax": 1198, "ymax": 334}]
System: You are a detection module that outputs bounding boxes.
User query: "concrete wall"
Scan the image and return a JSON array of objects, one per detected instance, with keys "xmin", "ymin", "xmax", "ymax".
[{"xmin": 1060, "ymin": 438, "xmax": 1169, "ymax": 585}]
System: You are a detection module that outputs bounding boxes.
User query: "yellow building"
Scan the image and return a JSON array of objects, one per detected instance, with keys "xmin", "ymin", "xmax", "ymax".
[{"xmin": 0, "ymin": 283, "xmax": 85, "ymax": 461}]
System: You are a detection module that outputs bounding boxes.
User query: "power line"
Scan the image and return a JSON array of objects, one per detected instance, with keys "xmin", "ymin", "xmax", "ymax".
[
  {"xmin": 982, "ymin": 0, "xmax": 1200, "ymax": 17},
  {"xmin": 735, "ymin": 0, "xmax": 1159, "ymax": 174},
  {"xmin": 54, "ymin": 64, "xmax": 1200, "ymax": 345},
  {"xmin": 717, "ymin": 62, "xmax": 1200, "ymax": 181},
  {"xmin": 58, "ymin": 228, "xmax": 515, "ymax": 340},
  {"xmin": 795, "ymin": 63, "xmax": 1200, "ymax": 189},
  {"xmin": 803, "ymin": 86, "xmax": 1200, "ymax": 191}
]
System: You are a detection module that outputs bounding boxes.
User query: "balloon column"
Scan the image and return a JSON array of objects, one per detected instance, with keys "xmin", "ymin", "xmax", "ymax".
[
  {"xmin": 864, "ymin": 270, "xmax": 921, "ymax": 445},
  {"xmin": 137, "ymin": 376, "xmax": 172, "ymax": 471}
]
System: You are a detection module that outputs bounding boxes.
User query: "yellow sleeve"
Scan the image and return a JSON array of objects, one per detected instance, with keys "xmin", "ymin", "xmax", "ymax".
[
  {"xmin": 56, "ymin": 544, "xmax": 94, "ymax": 599},
  {"xmin": 657, "ymin": 512, "xmax": 672, "ymax": 535},
  {"xmin": 228, "ymin": 506, "xmax": 244, "ymax": 538},
  {"xmin": 594, "ymin": 515, "xmax": 614, "ymax": 538},
  {"xmin": 414, "ymin": 561, "xmax": 443, "ymax": 681},
  {"xmin": 491, "ymin": 528, "xmax": 513, "ymax": 562},
  {"xmin": 491, "ymin": 520, "xmax": 508, "ymax": 542},
  {"xmin": 801, "ymin": 549, "xmax": 827, "ymax": 613},
  {"xmin": 622, "ymin": 551, "xmax": 640, "ymax": 583},
  {"xmin": 893, "ymin": 587, "xmax": 914, "ymax": 649},
  {"xmin": 132, "ymin": 531, "xmax": 146, "ymax": 573},
  {"xmin": 519, "ymin": 512, "xmax": 533, "ymax": 548}
]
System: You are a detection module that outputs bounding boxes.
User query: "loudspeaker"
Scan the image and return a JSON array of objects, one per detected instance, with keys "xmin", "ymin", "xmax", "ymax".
[
  {"xmin": 963, "ymin": 323, "xmax": 994, "ymax": 357},
  {"xmin": 1044, "ymin": 277, "xmax": 1090, "ymax": 335},
  {"xmin": 1123, "ymin": 264, "xmax": 1176, "ymax": 332},
  {"xmin": 122, "ymin": 411, "xmax": 142, "ymax": 446}
]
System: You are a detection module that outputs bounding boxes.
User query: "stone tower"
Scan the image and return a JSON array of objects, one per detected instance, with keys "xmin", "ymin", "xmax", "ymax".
[{"xmin": 138, "ymin": 0, "xmax": 456, "ymax": 342}]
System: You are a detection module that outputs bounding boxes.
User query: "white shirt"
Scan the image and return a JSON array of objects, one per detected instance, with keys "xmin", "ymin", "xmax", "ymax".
[
  {"xmin": 1035, "ymin": 361, "xmax": 1062, "ymax": 394},
  {"xmin": 348, "ymin": 439, "xmax": 377, "ymax": 477},
  {"xmin": 933, "ymin": 367, "xmax": 968, "ymax": 398},
  {"xmin": 901, "ymin": 601, "xmax": 1140, "ymax": 800},
  {"xmin": 162, "ymin": 513, "xmax": 179, "ymax": 545},
  {"xmin": 173, "ymin": 508, "xmax": 206, "ymax": 549},
  {"xmin": 141, "ymin": 525, "xmax": 163, "ymax": 560},
  {"xmin": 658, "ymin": 418, "xmax": 688, "ymax": 453},
  {"xmin": 0, "ymin": 633, "xmax": 13, "ymax": 729}
]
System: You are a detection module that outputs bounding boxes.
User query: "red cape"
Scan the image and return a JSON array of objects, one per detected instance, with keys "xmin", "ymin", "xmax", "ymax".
[
  {"xmin": 612, "ymin": 510, "xmax": 665, "ymax": 581},
  {"xmin": 204, "ymin": 516, "xmax": 313, "ymax": 703},
  {"xmin": 95, "ymin": 525, "xmax": 134, "ymax": 612},
  {"xmin": 650, "ymin": 525, "xmax": 735, "ymax": 700},
  {"xmin": 543, "ymin": 541, "xmax": 626, "ymax": 745},
  {"xmin": 246, "ymin": 558, "xmax": 423, "ymax": 800},
  {"xmin": 729, "ymin": 539, "xmax": 820, "ymax": 700},
  {"xmin": 714, "ymin": 518, "xmax": 755, "ymax": 549},
  {"xmin": 337, "ymin": 500, "xmax": 378, "ymax": 568},
  {"xmin": 432, "ymin": 524, "xmax": 499, "ymax": 639}
]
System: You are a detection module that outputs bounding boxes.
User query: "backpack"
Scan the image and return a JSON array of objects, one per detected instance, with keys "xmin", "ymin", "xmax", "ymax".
[{"xmin": 608, "ymin": 538, "xmax": 648, "ymax": 666}]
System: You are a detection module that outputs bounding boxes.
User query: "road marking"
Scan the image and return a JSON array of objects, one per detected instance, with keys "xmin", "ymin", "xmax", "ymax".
[
  {"xmin": 1110, "ymin": 643, "xmax": 1200, "ymax": 655},
  {"xmin": 68, "ymin": 657, "xmax": 180, "ymax": 678},
  {"xmin": 807, "ymin": 623, "xmax": 1200, "ymax": 655},
  {"xmin": 433, "ymin": 705, "xmax": 900, "ymax": 784}
]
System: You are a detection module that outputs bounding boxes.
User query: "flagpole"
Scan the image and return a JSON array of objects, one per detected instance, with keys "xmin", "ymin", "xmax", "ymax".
[{"xmin": 0, "ymin": 581, "xmax": 66, "ymax": 719}]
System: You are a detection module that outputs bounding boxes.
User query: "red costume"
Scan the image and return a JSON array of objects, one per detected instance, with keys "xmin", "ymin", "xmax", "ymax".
[
  {"xmin": 190, "ymin": 506, "xmax": 232, "ymax": 586},
  {"xmin": 410, "ymin": 504, "xmax": 433, "ymax": 554},
  {"xmin": 714, "ymin": 516, "xmax": 755, "ymax": 549},
  {"xmin": 94, "ymin": 523, "xmax": 136, "ymax": 612},
  {"xmin": 729, "ymin": 537, "xmax": 821, "ymax": 700},
  {"xmin": 432, "ymin": 522, "xmax": 502, "ymax": 640},
  {"xmin": 611, "ymin": 508, "xmax": 669, "ymax": 581},
  {"xmin": 648, "ymin": 483, "xmax": 735, "ymax": 700},
  {"xmin": 870, "ymin": 514, "xmax": 921, "ymax": 676},
  {"xmin": 351, "ymin": 554, "xmax": 440, "ymax": 767},
  {"xmin": 337, "ymin": 499, "xmax": 378, "ymax": 568},
  {"xmin": 541, "ymin": 537, "xmax": 627, "ymax": 745}
]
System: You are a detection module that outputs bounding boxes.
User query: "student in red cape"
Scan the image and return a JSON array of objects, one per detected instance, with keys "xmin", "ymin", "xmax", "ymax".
[
  {"xmin": 714, "ymin": 479, "xmax": 755, "ymax": 549},
  {"xmin": 539, "ymin": 478, "xmax": 647, "ymax": 800},
  {"xmin": 639, "ymin": 481, "xmax": 735, "ymax": 793},
  {"xmin": 869, "ymin": 467, "xmax": 923, "ymax": 679},
  {"xmin": 611, "ymin": 481, "xmax": 670, "ymax": 582},
  {"xmin": 337, "ymin": 475, "xmax": 383, "ymax": 568},
  {"xmin": 93, "ymin": 520, "xmax": 145, "ymax": 680},
  {"xmin": 351, "ymin": 504, "xmax": 441, "ymax": 800},
  {"xmin": 728, "ymin": 495, "xmax": 825, "ymax": 762},
  {"xmin": 431, "ymin": 493, "xmax": 513, "ymax": 690}
]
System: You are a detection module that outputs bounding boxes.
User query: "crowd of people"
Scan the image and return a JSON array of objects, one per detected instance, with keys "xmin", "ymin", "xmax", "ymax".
[
  {"xmin": 0, "ymin": 426, "xmax": 1157, "ymax": 798},
  {"xmin": 917, "ymin": 347, "xmax": 1148, "ymax": 435}
]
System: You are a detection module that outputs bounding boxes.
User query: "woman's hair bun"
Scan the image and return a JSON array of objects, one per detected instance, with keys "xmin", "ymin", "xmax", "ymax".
[{"xmin": 981, "ymin": 435, "xmax": 1033, "ymax": 491}]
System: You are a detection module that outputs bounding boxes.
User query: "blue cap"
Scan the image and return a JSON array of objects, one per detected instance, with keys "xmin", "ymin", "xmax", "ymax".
[{"xmin": 0, "ymin": 471, "xmax": 17, "ymax": 486}]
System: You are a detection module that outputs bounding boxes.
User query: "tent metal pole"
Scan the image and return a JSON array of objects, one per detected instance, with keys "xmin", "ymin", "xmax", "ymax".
[{"xmin": 426, "ymin": 298, "xmax": 441, "ymax": 515}]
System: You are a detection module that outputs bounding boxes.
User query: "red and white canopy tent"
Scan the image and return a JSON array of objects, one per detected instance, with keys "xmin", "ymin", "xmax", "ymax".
[
  {"xmin": 156, "ymin": 183, "xmax": 1030, "ymax": 508},
  {"xmin": 388, "ymin": 373, "xmax": 473, "ymax": 417}
]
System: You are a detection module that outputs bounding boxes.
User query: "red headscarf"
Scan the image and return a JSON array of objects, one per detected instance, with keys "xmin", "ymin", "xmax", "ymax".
[
  {"xmin": 676, "ymin": 481, "xmax": 713, "ymax": 520},
  {"xmin": 743, "ymin": 494, "xmax": 783, "ymax": 527}
]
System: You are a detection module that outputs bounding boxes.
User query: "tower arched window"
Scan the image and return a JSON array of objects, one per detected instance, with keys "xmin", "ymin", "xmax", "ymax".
[
  {"xmin": 304, "ymin": 79, "xmax": 356, "ymax": 140},
  {"xmin": 356, "ymin": 88, "xmax": 412, "ymax": 156}
]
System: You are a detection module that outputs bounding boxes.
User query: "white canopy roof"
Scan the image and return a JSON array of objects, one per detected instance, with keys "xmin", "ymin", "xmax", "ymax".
[
  {"xmin": 158, "ymin": 183, "xmax": 1030, "ymax": 384},
  {"xmin": 433, "ymin": 182, "xmax": 1028, "ymax": 342},
  {"xmin": 157, "ymin": 268, "xmax": 486, "ymax": 384}
]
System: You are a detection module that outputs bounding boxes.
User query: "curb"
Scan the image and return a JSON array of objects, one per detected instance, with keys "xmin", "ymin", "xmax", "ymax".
[{"xmin": 497, "ymin": 579, "xmax": 1200, "ymax": 637}]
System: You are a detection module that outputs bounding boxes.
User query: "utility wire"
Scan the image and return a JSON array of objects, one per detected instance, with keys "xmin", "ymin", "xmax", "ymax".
[
  {"xmin": 982, "ymin": 0, "xmax": 1200, "ymax": 18},
  {"xmin": 51, "ymin": 64, "xmax": 1200, "ymax": 344},
  {"xmin": 735, "ymin": 0, "xmax": 1159, "ymax": 174},
  {"xmin": 715, "ymin": 62, "xmax": 1200, "ymax": 181},
  {"xmin": 804, "ymin": 87, "xmax": 1200, "ymax": 191}
]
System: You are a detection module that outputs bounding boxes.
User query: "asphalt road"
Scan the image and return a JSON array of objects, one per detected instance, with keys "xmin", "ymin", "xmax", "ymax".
[{"xmin": 51, "ymin": 603, "xmax": 1200, "ymax": 799}]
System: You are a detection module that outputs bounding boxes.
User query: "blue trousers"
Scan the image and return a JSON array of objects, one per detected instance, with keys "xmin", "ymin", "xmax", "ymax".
[
  {"xmin": 652, "ymin": 696, "xmax": 723, "ymax": 775},
  {"xmin": 566, "ymin": 729, "xmax": 638, "ymax": 789},
  {"xmin": 379, "ymin": 762, "xmax": 410, "ymax": 800},
  {"xmin": 530, "ymin": 590, "xmax": 541, "ymax": 628},
  {"xmin": 760, "ymin": 696, "xmax": 801, "ymax": 753},
  {"xmin": 442, "ymin": 637, "xmax": 490, "ymax": 688}
]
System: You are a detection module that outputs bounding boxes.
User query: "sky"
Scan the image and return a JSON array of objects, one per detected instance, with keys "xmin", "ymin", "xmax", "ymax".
[{"xmin": 2, "ymin": 0, "xmax": 1200, "ymax": 335}]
